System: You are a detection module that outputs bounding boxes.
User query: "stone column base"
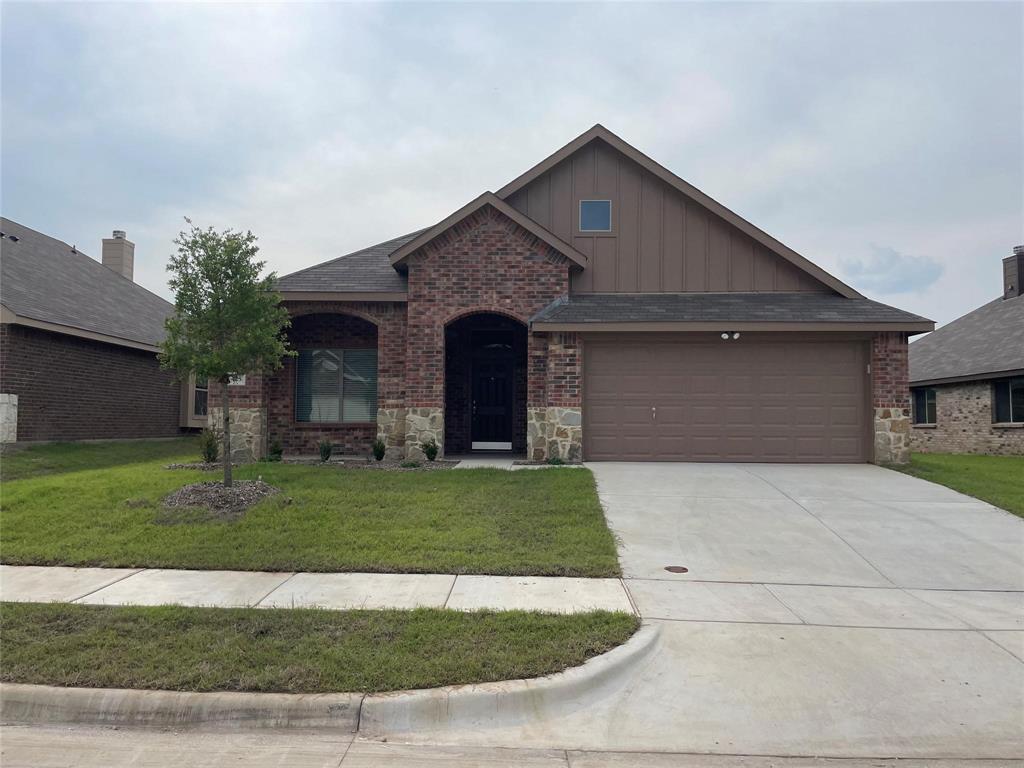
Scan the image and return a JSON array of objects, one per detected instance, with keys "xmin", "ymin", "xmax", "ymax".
[
  {"xmin": 209, "ymin": 406, "xmax": 267, "ymax": 463},
  {"xmin": 376, "ymin": 407, "xmax": 407, "ymax": 460},
  {"xmin": 0, "ymin": 394, "xmax": 18, "ymax": 444},
  {"xmin": 874, "ymin": 407, "xmax": 911, "ymax": 465},
  {"xmin": 404, "ymin": 407, "xmax": 443, "ymax": 460},
  {"xmin": 527, "ymin": 406, "xmax": 583, "ymax": 462}
]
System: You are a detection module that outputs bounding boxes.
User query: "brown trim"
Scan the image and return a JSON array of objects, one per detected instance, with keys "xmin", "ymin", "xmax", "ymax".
[
  {"xmin": 534, "ymin": 320, "xmax": 934, "ymax": 333},
  {"xmin": 389, "ymin": 192, "xmax": 589, "ymax": 268},
  {"xmin": 179, "ymin": 373, "xmax": 208, "ymax": 429},
  {"xmin": 910, "ymin": 368, "xmax": 1024, "ymax": 388},
  {"xmin": 496, "ymin": 125, "xmax": 863, "ymax": 300},
  {"xmin": 277, "ymin": 291, "xmax": 408, "ymax": 303},
  {"xmin": 1, "ymin": 305, "xmax": 162, "ymax": 352}
]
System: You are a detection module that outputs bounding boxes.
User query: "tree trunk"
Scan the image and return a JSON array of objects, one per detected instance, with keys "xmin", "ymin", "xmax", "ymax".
[{"xmin": 221, "ymin": 380, "xmax": 233, "ymax": 488}]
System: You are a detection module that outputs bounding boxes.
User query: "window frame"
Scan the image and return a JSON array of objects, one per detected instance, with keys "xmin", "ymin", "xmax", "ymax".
[
  {"xmin": 578, "ymin": 199, "xmax": 612, "ymax": 233},
  {"xmin": 912, "ymin": 387, "xmax": 937, "ymax": 425},
  {"xmin": 294, "ymin": 347, "xmax": 378, "ymax": 425},
  {"xmin": 193, "ymin": 377, "xmax": 209, "ymax": 419},
  {"xmin": 992, "ymin": 376, "xmax": 1024, "ymax": 424}
]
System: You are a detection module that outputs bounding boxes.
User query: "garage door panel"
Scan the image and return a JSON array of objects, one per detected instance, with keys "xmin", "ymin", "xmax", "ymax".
[{"xmin": 583, "ymin": 338, "xmax": 868, "ymax": 462}]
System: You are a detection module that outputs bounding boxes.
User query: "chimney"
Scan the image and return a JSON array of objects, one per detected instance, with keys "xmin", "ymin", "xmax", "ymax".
[
  {"xmin": 1003, "ymin": 245, "xmax": 1024, "ymax": 300},
  {"xmin": 101, "ymin": 230, "xmax": 135, "ymax": 281}
]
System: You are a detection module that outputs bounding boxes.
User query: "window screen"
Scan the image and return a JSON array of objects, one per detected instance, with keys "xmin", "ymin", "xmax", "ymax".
[
  {"xmin": 295, "ymin": 349, "xmax": 378, "ymax": 423},
  {"xmin": 579, "ymin": 200, "xmax": 612, "ymax": 232}
]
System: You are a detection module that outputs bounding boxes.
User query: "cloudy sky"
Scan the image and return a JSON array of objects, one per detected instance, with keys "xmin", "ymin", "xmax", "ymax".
[{"xmin": 2, "ymin": 2, "xmax": 1020, "ymax": 326}]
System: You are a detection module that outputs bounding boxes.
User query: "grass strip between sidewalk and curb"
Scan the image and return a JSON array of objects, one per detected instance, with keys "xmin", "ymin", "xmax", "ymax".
[
  {"xmin": 894, "ymin": 453, "xmax": 1024, "ymax": 519},
  {"xmin": 0, "ymin": 602, "xmax": 639, "ymax": 694},
  {"xmin": 0, "ymin": 438, "xmax": 621, "ymax": 577}
]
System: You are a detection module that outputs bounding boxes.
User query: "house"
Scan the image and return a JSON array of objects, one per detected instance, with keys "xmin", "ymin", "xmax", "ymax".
[
  {"xmin": 908, "ymin": 246, "xmax": 1024, "ymax": 455},
  {"xmin": 212, "ymin": 125, "xmax": 932, "ymax": 465},
  {"xmin": 0, "ymin": 218, "xmax": 206, "ymax": 443}
]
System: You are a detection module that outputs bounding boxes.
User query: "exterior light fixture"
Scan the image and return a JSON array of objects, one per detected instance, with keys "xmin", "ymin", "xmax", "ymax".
[
  {"xmin": 720, "ymin": 332, "xmax": 729, "ymax": 340},
  {"xmin": 732, "ymin": 332, "xmax": 741, "ymax": 340}
]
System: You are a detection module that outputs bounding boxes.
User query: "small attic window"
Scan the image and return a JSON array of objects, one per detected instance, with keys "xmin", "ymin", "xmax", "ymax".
[{"xmin": 579, "ymin": 200, "xmax": 611, "ymax": 232}]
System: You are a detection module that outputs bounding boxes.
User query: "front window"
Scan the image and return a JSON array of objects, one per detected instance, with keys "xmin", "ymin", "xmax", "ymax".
[
  {"xmin": 993, "ymin": 376, "xmax": 1024, "ymax": 423},
  {"xmin": 295, "ymin": 348, "xmax": 378, "ymax": 423},
  {"xmin": 193, "ymin": 378, "xmax": 208, "ymax": 417},
  {"xmin": 579, "ymin": 199, "xmax": 612, "ymax": 232},
  {"xmin": 912, "ymin": 387, "xmax": 936, "ymax": 425}
]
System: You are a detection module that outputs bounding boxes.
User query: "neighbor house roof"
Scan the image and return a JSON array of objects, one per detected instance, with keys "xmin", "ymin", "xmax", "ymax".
[
  {"xmin": 531, "ymin": 293, "xmax": 933, "ymax": 332},
  {"xmin": 0, "ymin": 217, "xmax": 172, "ymax": 351},
  {"xmin": 275, "ymin": 231, "xmax": 419, "ymax": 300},
  {"xmin": 909, "ymin": 293, "xmax": 1024, "ymax": 385}
]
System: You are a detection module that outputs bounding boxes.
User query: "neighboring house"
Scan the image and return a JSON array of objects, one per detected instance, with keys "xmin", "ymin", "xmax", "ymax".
[
  {"xmin": 908, "ymin": 247, "xmax": 1024, "ymax": 455},
  {"xmin": 0, "ymin": 218, "xmax": 206, "ymax": 443},
  {"xmin": 213, "ymin": 125, "xmax": 932, "ymax": 465}
]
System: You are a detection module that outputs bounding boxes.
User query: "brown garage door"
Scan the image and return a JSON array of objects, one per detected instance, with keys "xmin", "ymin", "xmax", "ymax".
[{"xmin": 584, "ymin": 337, "xmax": 869, "ymax": 462}]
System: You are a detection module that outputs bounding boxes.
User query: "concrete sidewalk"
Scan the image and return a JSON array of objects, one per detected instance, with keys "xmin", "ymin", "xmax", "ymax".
[{"xmin": 0, "ymin": 565, "xmax": 635, "ymax": 614}]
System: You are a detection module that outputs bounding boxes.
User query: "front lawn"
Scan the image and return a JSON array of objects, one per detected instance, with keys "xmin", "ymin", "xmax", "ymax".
[
  {"xmin": 896, "ymin": 452, "xmax": 1024, "ymax": 518},
  {"xmin": 0, "ymin": 439, "xmax": 620, "ymax": 576},
  {"xmin": 0, "ymin": 602, "xmax": 638, "ymax": 693}
]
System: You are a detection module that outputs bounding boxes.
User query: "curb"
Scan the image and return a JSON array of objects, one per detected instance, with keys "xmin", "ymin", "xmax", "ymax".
[
  {"xmin": 0, "ymin": 623, "xmax": 658, "ymax": 733},
  {"xmin": 0, "ymin": 684, "xmax": 362, "ymax": 732},
  {"xmin": 359, "ymin": 621, "xmax": 661, "ymax": 737}
]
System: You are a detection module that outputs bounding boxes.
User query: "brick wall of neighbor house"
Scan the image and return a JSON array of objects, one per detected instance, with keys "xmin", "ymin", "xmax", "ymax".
[
  {"xmin": 0, "ymin": 323, "xmax": 182, "ymax": 441},
  {"xmin": 212, "ymin": 301, "xmax": 407, "ymax": 460},
  {"xmin": 403, "ymin": 204, "xmax": 573, "ymax": 458},
  {"xmin": 871, "ymin": 331, "xmax": 912, "ymax": 464},
  {"xmin": 911, "ymin": 382, "xmax": 1024, "ymax": 455}
]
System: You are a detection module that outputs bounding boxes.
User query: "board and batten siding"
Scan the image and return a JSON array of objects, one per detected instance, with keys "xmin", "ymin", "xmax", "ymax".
[{"xmin": 506, "ymin": 139, "xmax": 830, "ymax": 295}]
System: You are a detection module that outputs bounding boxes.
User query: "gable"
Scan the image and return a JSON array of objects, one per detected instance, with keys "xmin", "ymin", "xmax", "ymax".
[{"xmin": 502, "ymin": 129, "xmax": 856, "ymax": 297}]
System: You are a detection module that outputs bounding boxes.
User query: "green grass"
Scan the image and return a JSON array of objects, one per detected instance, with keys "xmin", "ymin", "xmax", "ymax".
[
  {"xmin": 0, "ymin": 602, "xmax": 639, "ymax": 693},
  {"xmin": 896, "ymin": 453, "xmax": 1024, "ymax": 518},
  {"xmin": 0, "ymin": 439, "xmax": 620, "ymax": 576}
]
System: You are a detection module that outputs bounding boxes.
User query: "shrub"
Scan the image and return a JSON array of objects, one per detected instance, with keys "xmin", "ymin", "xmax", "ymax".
[
  {"xmin": 371, "ymin": 438, "xmax": 387, "ymax": 462},
  {"xmin": 546, "ymin": 456, "xmax": 565, "ymax": 466},
  {"xmin": 198, "ymin": 428, "xmax": 219, "ymax": 464},
  {"xmin": 318, "ymin": 439, "xmax": 333, "ymax": 463},
  {"xmin": 268, "ymin": 439, "xmax": 283, "ymax": 462},
  {"xmin": 400, "ymin": 460, "xmax": 421, "ymax": 469},
  {"xmin": 421, "ymin": 439, "xmax": 439, "ymax": 462}
]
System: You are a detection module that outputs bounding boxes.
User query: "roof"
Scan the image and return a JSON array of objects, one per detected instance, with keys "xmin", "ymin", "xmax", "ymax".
[
  {"xmin": 388, "ymin": 193, "xmax": 589, "ymax": 269},
  {"xmin": 909, "ymin": 294, "xmax": 1024, "ymax": 385},
  {"xmin": 496, "ymin": 124, "xmax": 862, "ymax": 300},
  {"xmin": 275, "ymin": 231, "xmax": 420, "ymax": 298},
  {"xmin": 531, "ymin": 292, "xmax": 933, "ymax": 332},
  {"xmin": 0, "ymin": 217, "xmax": 172, "ymax": 350}
]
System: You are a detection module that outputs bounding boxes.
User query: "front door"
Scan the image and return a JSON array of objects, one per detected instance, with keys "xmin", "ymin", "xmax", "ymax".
[{"xmin": 471, "ymin": 331, "xmax": 514, "ymax": 450}]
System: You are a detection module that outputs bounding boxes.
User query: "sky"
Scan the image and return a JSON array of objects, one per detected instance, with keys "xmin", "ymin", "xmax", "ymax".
[{"xmin": 2, "ymin": 1, "xmax": 1021, "ymax": 327}]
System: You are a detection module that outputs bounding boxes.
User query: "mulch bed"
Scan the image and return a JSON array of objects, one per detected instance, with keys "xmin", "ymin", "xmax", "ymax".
[
  {"xmin": 165, "ymin": 462, "xmax": 221, "ymax": 472},
  {"xmin": 159, "ymin": 480, "xmax": 282, "ymax": 524}
]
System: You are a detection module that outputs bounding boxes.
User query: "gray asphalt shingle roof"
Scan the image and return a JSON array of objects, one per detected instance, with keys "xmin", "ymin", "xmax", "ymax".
[
  {"xmin": 275, "ymin": 231, "xmax": 423, "ymax": 293},
  {"xmin": 909, "ymin": 294, "xmax": 1024, "ymax": 384},
  {"xmin": 531, "ymin": 292, "xmax": 932, "ymax": 326},
  {"xmin": 0, "ymin": 217, "xmax": 172, "ymax": 348}
]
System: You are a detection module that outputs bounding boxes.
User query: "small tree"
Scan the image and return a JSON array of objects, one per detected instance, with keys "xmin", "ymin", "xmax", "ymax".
[{"xmin": 160, "ymin": 219, "xmax": 292, "ymax": 487}]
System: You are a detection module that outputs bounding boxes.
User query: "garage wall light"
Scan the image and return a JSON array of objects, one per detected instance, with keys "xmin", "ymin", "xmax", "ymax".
[{"xmin": 720, "ymin": 331, "xmax": 742, "ymax": 340}]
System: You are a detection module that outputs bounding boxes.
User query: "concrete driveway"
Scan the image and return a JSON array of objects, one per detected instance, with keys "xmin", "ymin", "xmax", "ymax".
[{"xmin": 397, "ymin": 462, "xmax": 1024, "ymax": 758}]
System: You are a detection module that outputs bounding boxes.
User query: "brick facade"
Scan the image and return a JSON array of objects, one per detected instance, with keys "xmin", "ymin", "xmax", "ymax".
[
  {"xmin": 871, "ymin": 331, "xmax": 912, "ymax": 464},
  {"xmin": 911, "ymin": 381, "xmax": 1024, "ymax": 455},
  {"xmin": 0, "ymin": 323, "xmax": 183, "ymax": 442}
]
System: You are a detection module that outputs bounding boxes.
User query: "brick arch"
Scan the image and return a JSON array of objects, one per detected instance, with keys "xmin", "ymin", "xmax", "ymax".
[
  {"xmin": 443, "ymin": 306, "xmax": 529, "ymax": 328},
  {"xmin": 287, "ymin": 304, "xmax": 381, "ymax": 328}
]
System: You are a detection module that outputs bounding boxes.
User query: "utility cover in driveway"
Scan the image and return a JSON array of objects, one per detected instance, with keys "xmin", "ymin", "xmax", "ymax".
[{"xmin": 584, "ymin": 337, "xmax": 868, "ymax": 462}]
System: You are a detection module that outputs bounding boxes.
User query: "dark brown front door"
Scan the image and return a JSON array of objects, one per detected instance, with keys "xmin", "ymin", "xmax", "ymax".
[
  {"xmin": 471, "ymin": 332, "xmax": 514, "ymax": 450},
  {"xmin": 583, "ymin": 336, "xmax": 869, "ymax": 462}
]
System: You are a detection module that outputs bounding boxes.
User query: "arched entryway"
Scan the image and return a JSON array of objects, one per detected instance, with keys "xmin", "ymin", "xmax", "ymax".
[{"xmin": 444, "ymin": 313, "xmax": 527, "ymax": 454}]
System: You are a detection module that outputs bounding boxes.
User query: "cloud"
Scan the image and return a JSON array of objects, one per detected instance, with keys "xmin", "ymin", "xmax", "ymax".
[{"xmin": 841, "ymin": 245, "xmax": 944, "ymax": 295}]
